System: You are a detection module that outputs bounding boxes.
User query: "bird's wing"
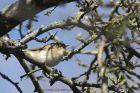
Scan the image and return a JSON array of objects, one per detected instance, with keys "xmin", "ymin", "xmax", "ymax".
[{"xmin": 28, "ymin": 45, "xmax": 46, "ymax": 51}]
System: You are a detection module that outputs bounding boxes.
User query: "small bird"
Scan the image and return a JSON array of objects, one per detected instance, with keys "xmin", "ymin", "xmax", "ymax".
[{"xmin": 22, "ymin": 43, "xmax": 66, "ymax": 67}]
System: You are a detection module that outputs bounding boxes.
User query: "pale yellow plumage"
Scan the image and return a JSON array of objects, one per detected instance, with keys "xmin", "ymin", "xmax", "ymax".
[{"xmin": 22, "ymin": 43, "xmax": 66, "ymax": 67}]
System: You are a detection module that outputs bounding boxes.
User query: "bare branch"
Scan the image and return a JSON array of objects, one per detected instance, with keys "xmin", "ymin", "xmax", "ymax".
[
  {"xmin": 15, "ymin": 56, "xmax": 44, "ymax": 93},
  {"xmin": 0, "ymin": 0, "xmax": 77, "ymax": 36},
  {"xmin": 0, "ymin": 72, "xmax": 22, "ymax": 93},
  {"xmin": 19, "ymin": 12, "xmax": 98, "ymax": 44}
]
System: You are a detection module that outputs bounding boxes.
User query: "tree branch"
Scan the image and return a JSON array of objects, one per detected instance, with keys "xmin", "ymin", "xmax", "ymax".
[
  {"xmin": 39, "ymin": 65, "xmax": 82, "ymax": 93},
  {"xmin": 15, "ymin": 55, "xmax": 44, "ymax": 93},
  {"xmin": 19, "ymin": 11, "xmax": 98, "ymax": 44},
  {"xmin": 0, "ymin": 0, "xmax": 77, "ymax": 37},
  {"xmin": 0, "ymin": 71, "xmax": 22, "ymax": 93}
]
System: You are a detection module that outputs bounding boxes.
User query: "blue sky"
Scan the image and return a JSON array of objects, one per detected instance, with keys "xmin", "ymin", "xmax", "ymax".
[
  {"xmin": 0, "ymin": 0, "xmax": 94, "ymax": 93},
  {"xmin": 1, "ymin": 0, "xmax": 140, "ymax": 93}
]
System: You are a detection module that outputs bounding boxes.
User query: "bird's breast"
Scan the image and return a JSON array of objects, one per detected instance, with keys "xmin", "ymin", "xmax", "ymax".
[{"xmin": 23, "ymin": 47, "xmax": 65, "ymax": 67}]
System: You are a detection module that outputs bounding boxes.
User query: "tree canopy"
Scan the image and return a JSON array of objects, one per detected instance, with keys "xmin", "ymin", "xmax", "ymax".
[{"xmin": 0, "ymin": 0, "xmax": 140, "ymax": 93}]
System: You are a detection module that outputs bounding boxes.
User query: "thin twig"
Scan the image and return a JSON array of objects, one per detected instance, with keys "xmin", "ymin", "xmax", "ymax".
[
  {"xmin": 19, "ymin": 12, "xmax": 98, "ymax": 44},
  {"xmin": 0, "ymin": 72, "xmax": 22, "ymax": 93},
  {"xmin": 63, "ymin": 33, "xmax": 101, "ymax": 60},
  {"xmin": 15, "ymin": 55, "xmax": 44, "ymax": 93},
  {"xmin": 39, "ymin": 65, "xmax": 82, "ymax": 93},
  {"xmin": 20, "ymin": 68, "xmax": 42, "ymax": 79}
]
